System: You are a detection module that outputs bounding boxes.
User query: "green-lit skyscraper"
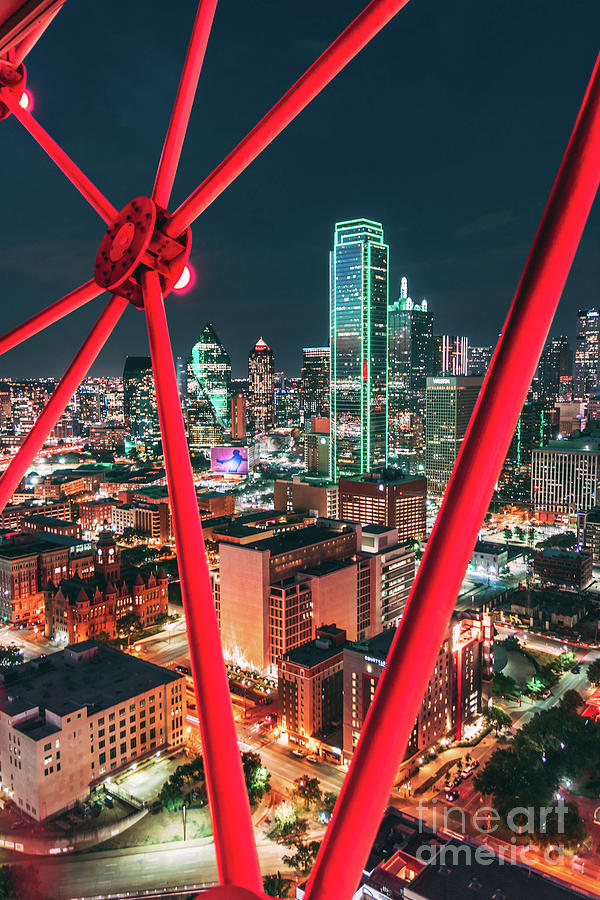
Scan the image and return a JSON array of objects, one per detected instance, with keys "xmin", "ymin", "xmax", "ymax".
[
  {"xmin": 187, "ymin": 323, "xmax": 232, "ymax": 447},
  {"xmin": 122, "ymin": 356, "xmax": 161, "ymax": 458},
  {"xmin": 329, "ymin": 219, "xmax": 388, "ymax": 481}
]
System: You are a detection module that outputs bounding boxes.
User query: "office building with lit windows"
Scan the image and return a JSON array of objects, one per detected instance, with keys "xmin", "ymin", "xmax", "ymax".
[
  {"xmin": 329, "ymin": 219, "xmax": 388, "ymax": 480},
  {"xmin": 498, "ymin": 399, "xmax": 556, "ymax": 503},
  {"xmin": 538, "ymin": 335, "xmax": 573, "ymax": 402},
  {"xmin": 342, "ymin": 611, "xmax": 492, "ymax": 769},
  {"xmin": 531, "ymin": 438, "xmax": 600, "ymax": 520},
  {"xmin": 468, "ymin": 344, "xmax": 493, "ymax": 377},
  {"xmin": 248, "ymin": 337, "xmax": 275, "ymax": 434},
  {"xmin": 575, "ymin": 309, "xmax": 600, "ymax": 399},
  {"xmin": 186, "ymin": 323, "xmax": 232, "ymax": 447},
  {"xmin": 388, "ymin": 277, "xmax": 433, "ymax": 454},
  {"xmin": 434, "ymin": 334, "xmax": 469, "ymax": 377},
  {"xmin": 0, "ymin": 641, "xmax": 185, "ymax": 821},
  {"xmin": 122, "ymin": 357, "xmax": 160, "ymax": 458},
  {"xmin": 338, "ymin": 472, "xmax": 426, "ymax": 541},
  {"xmin": 425, "ymin": 376, "xmax": 482, "ymax": 496},
  {"xmin": 301, "ymin": 347, "xmax": 330, "ymax": 418}
]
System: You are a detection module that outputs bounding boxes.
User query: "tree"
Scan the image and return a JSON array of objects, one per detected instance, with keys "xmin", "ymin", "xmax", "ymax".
[
  {"xmin": 0, "ymin": 646, "xmax": 22, "ymax": 669},
  {"xmin": 515, "ymin": 526, "xmax": 525, "ymax": 542},
  {"xmin": 292, "ymin": 776, "xmax": 322, "ymax": 810},
  {"xmin": 503, "ymin": 526, "xmax": 513, "ymax": 542},
  {"xmin": 242, "ymin": 751, "xmax": 271, "ymax": 805},
  {"xmin": 587, "ymin": 658, "xmax": 600, "ymax": 686},
  {"xmin": 116, "ymin": 611, "xmax": 143, "ymax": 635},
  {"xmin": 456, "ymin": 758, "xmax": 463, "ymax": 775},
  {"xmin": 263, "ymin": 873, "xmax": 290, "ymax": 897},
  {"xmin": 282, "ymin": 840, "xmax": 321, "ymax": 874},
  {"xmin": 560, "ymin": 690, "xmax": 584, "ymax": 713},
  {"xmin": 483, "ymin": 705, "xmax": 512, "ymax": 736},
  {"xmin": 493, "ymin": 672, "xmax": 518, "ymax": 698},
  {"xmin": 320, "ymin": 791, "xmax": 338, "ymax": 818}
]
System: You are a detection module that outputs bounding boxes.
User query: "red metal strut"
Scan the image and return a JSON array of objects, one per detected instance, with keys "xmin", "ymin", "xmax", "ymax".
[
  {"xmin": 0, "ymin": 294, "xmax": 127, "ymax": 514},
  {"xmin": 165, "ymin": 0, "xmax": 412, "ymax": 238},
  {"xmin": 152, "ymin": 0, "xmax": 219, "ymax": 209},
  {"xmin": 305, "ymin": 50, "xmax": 600, "ymax": 900},
  {"xmin": 0, "ymin": 279, "xmax": 103, "ymax": 357},
  {"xmin": 141, "ymin": 270, "xmax": 262, "ymax": 893}
]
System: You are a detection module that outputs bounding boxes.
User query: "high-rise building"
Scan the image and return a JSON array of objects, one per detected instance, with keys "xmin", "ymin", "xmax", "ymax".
[
  {"xmin": 248, "ymin": 337, "xmax": 275, "ymax": 434},
  {"xmin": 388, "ymin": 277, "xmax": 433, "ymax": 456},
  {"xmin": 301, "ymin": 347, "xmax": 330, "ymax": 418},
  {"xmin": 575, "ymin": 309, "xmax": 600, "ymax": 400},
  {"xmin": 498, "ymin": 399, "xmax": 556, "ymax": 503},
  {"xmin": 338, "ymin": 472, "xmax": 427, "ymax": 541},
  {"xmin": 231, "ymin": 391, "xmax": 246, "ymax": 440},
  {"xmin": 468, "ymin": 344, "xmax": 493, "ymax": 377},
  {"xmin": 186, "ymin": 324, "xmax": 232, "ymax": 448},
  {"xmin": 275, "ymin": 387, "xmax": 301, "ymax": 427},
  {"xmin": 531, "ymin": 438, "xmax": 600, "ymax": 521},
  {"xmin": 538, "ymin": 334, "xmax": 573, "ymax": 402},
  {"xmin": 274, "ymin": 476, "xmax": 339, "ymax": 519},
  {"xmin": 434, "ymin": 334, "xmax": 469, "ymax": 377},
  {"xmin": 425, "ymin": 376, "xmax": 483, "ymax": 496},
  {"xmin": 329, "ymin": 219, "xmax": 388, "ymax": 481},
  {"xmin": 122, "ymin": 357, "xmax": 160, "ymax": 457}
]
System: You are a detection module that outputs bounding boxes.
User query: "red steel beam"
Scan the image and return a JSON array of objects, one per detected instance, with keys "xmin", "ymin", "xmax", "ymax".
[
  {"xmin": 305, "ymin": 50, "xmax": 600, "ymax": 900},
  {"xmin": 141, "ymin": 269, "xmax": 262, "ymax": 892},
  {"xmin": 152, "ymin": 0, "xmax": 219, "ymax": 209},
  {"xmin": 0, "ymin": 294, "xmax": 127, "ymax": 513},
  {"xmin": 165, "ymin": 0, "xmax": 411, "ymax": 237},
  {"xmin": 0, "ymin": 87, "xmax": 117, "ymax": 223},
  {"xmin": 0, "ymin": 279, "xmax": 103, "ymax": 357}
]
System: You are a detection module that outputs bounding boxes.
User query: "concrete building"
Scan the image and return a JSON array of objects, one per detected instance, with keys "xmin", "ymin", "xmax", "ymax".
[
  {"xmin": 338, "ymin": 472, "xmax": 426, "ymax": 541},
  {"xmin": 274, "ymin": 476, "xmax": 339, "ymax": 519},
  {"xmin": 278, "ymin": 624, "xmax": 346, "ymax": 759},
  {"xmin": 0, "ymin": 642, "xmax": 185, "ymax": 821},
  {"xmin": 531, "ymin": 438, "xmax": 600, "ymax": 521},
  {"xmin": 533, "ymin": 548, "xmax": 593, "ymax": 592},
  {"xmin": 581, "ymin": 506, "xmax": 600, "ymax": 561},
  {"xmin": 0, "ymin": 500, "xmax": 72, "ymax": 531},
  {"xmin": 217, "ymin": 521, "xmax": 415, "ymax": 672},
  {"xmin": 469, "ymin": 540, "xmax": 508, "ymax": 576},
  {"xmin": 342, "ymin": 612, "xmax": 492, "ymax": 769},
  {"xmin": 20, "ymin": 516, "xmax": 81, "ymax": 539},
  {"xmin": 425, "ymin": 377, "xmax": 482, "ymax": 496}
]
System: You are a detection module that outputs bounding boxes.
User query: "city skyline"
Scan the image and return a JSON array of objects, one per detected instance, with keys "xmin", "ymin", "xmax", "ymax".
[{"xmin": 1, "ymin": 0, "xmax": 598, "ymax": 379}]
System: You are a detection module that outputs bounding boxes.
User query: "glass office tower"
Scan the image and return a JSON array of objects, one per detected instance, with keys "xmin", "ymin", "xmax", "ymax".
[{"xmin": 329, "ymin": 219, "xmax": 388, "ymax": 480}]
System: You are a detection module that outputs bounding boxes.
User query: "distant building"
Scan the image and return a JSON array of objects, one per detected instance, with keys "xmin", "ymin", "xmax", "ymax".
[
  {"xmin": 278, "ymin": 624, "xmax": 346, "ymax": 759},
  {"xmin": 498, "ymin": 399, "xmax": 556, "ymax": 503},
  {"xmin": 0, "ymin": 641, "xmax": 185, "ymax": 821},
  {"xmin": 301, "ymin": 347, "xmax": 330, "ymax": 418},
  {"xmin": 425, "ymin": 376, "xmax": 482, "ymax": 496},
  {"xmin": 187, "ymin": 323, "xmax": 231, "ymax": 447},
  {"xmin": 274, "ymin": 477, "xmax": 339, "ymax": 519},
  {"xmin": 581, "ymin": 507, "xmax": 600, "ymax": 561},
  {"xmin": 304, "ymin": 416, "xmax": 330, "ymax": 476},
  {"xmin": 342, "ymin": 611, "xmax": 493, "ymax": 768},
  {"xmin": 533, "ymin": 548, "xmax": 593, "ymax": 592},
  {"xmin": 0, "ymin": 500, "xmax": 72, "ymax": 531},
  {"xmin": 538, "ymin": 335, "xmax": 573, "ymax": 402},
  {"xmin": 275, "ymin": 387, "xmax": 301, "ymax": 427},
  {"xmin": 468, "ymin": 344, "xmax": 493, "ymax": 377},
  {"xmin": 20, "ymin": 516, "xmax": 80, "ymax": 539},
  {"xmin": 231, "ymin": 391, "xmax": 246, "ymax": 440},
  {"xmin": 531, "ymin": 438, "xmax": 600, "ymax": 520},
  {"xmin": 248, "ymin": 338, "xmax": 275, "ymax": 434},
  {"xmin": 470, "ymin": 540, "xmax": 508, "ymax": 576},
  {"xmin": 574, "ymin": 308, "xmax": 600, "ymax": 399},
  {"xmin": 434, "ymin": 335, "xmax": 469, "ymax": 377},
  {"xmin": 338, "ymin": 472, "xmax": 426, "ymax": 541},
  {"xmin": 330, "ymin": 219, "xmax": 388, "ymax": 480},
  {"xmin": 122, "ymin": 357, "xmax": 160, "ymax": 458}
]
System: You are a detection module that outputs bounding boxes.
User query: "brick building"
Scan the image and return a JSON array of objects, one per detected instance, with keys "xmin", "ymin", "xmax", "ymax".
[{"xmin": 338, "ymin": 473, "xmax": 426, "ymax": 541}]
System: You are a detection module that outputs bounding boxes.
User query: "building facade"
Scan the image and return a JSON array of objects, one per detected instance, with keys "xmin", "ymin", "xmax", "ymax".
[
  {"xmin": 0, "ymin": 642, "xmax": 185, "ymax": 821},
  {"xmin": 434, "ymin": 335, "xmax": 469, "ymax": 377},
  {"xmin": 187, "ymin": 323, "xmax": 232, "ymax": 447},
  {"xmin": 531, "ymin": 439, "xmax": 600, "ymax": 520},
  {"xmin": 338, "ymin": 473, "xmax": 426, "ymax": 541},
  {"xmin": 425, "ymin": 376, "xmax": 482, "ymax": 496},
  {"xmin": 538, "ymin": 335, "xmax": 573, "ymax": 402},
  {"xmin": 301, "ymin": 347, "xmax": 330, "ymax": 419},
  {"xmin": 574, "ymin": 309, "xmax": 600, "ymax": 400},
  {"xmin": 329, "ymin": 219, "xmax": 388, "ymax": 480},
  {"xmin": 122, "ymin": 357, "xmax": 160, "ymax": 458},
  {"xmin": 248, "ymin": 338, "xmax": 275, "ymax": 434}
]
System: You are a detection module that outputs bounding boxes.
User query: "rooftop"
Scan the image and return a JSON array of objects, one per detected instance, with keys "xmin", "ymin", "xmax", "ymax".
[
  {"xmin": 339, "ymin": 471, "xmax": 425, "ymax": 487},
  {"xmin": 245, "ymin": 525, "xmax": 353, "ymax": 555},
  {"xmin": 282, "ymin": 636, "xmax": 346, "ymax": 668},
  {"xmin": 544, "ymin": 438, "xmax": 600, "ymax": 453},
  {"xmin": 0, "ymin": 642, "xmax": 181, "ymax": 726}
]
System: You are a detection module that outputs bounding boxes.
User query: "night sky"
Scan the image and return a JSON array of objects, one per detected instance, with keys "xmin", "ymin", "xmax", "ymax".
[{"xmin": 1, "ymin": 0, "xmax": 599, "ymax": 379}]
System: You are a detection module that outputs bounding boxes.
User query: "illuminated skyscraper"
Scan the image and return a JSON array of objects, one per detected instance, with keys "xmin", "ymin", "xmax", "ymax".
[
  {"xmin": 301, "ymin": 346, "xmax": 330, "ymax": 418},
  {"xmin": 575, "ymin": 309, "xmax": 600, "ymax": 400},
  {"xmin": 248, "ymin": 337, "xmax": 275, "ymax": 434},
  {"xmin": 434, "ymin": 334, "xmax": 469, "ymax": 377},
  {"xmin": 186, "ymin": 324, "xmax": 231, "ymax": 448},
  {"xmin": 330, "ymin": 219, "xmax": 388, "ymax": 481},
  {"xmin": 388, "ymin": 277, "xmax": 433, "ymax": 456},
  {"xmin": 425, "ymin": 376, "xmax": 482, "ymax": 496},
  {"xmin": 538, "ymin": 335, "xmax": 573, "ymax": 402},
  {"xmin": 468, "ymin": 345, "xmax": 493, "ymax": 377},
  {"xmin": 122, "ymin": 357, "xmax": 160, "ymax": 457}
]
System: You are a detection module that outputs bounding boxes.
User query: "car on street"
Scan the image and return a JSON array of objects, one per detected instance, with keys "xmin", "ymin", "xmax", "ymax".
[
  {"xmin": 445, "ymin": 789, "xmax": 460, "ymax": 802},
  {"xmin": 306, "ymin": 754, "xmax": 318, "ymax": 764},
  {"xmin": 292, "ymin": 748, "xmax": 306, "ymax": 758}
]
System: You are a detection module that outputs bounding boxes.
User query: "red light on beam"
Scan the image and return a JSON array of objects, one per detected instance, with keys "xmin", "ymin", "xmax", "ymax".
[
  {"xmin": 173, "ymin": 264, "xmax": 194, "ymax": 292},
  {"xmin": 19, "ymin": 90, "xmax": 33, "ymax": 112}
]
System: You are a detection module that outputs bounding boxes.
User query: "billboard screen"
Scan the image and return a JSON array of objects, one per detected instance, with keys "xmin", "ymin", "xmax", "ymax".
[{"xmin": 211, "ymin": 446, "xmax": 249, "ymax": 475}]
